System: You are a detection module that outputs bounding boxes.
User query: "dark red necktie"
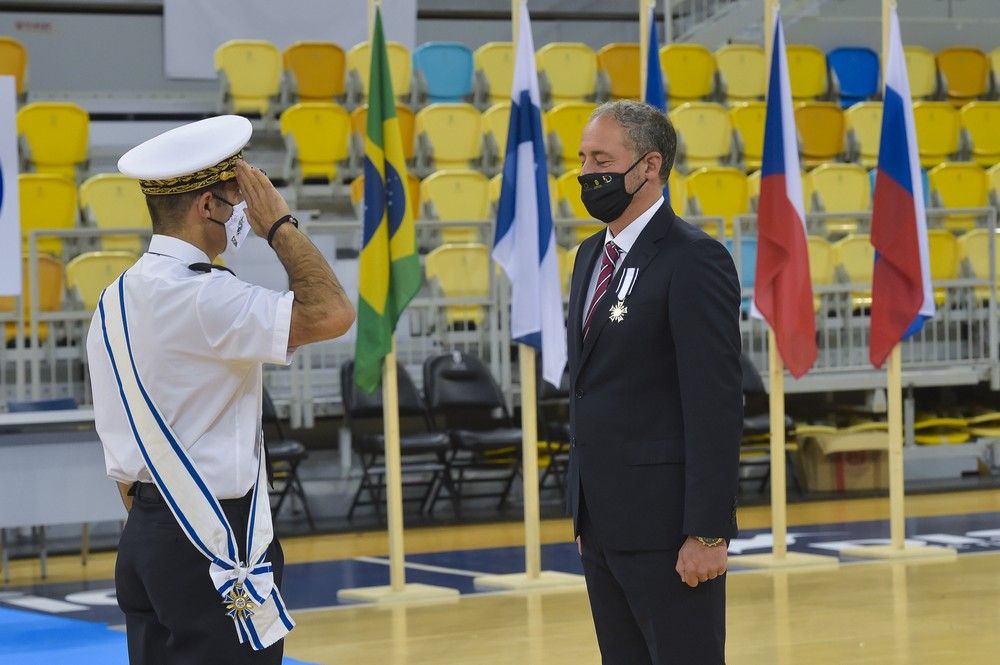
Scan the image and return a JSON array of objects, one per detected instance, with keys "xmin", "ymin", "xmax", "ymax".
[{"xmin": 582, "ymin": 241, "xmax": 621, "ymax": 340}]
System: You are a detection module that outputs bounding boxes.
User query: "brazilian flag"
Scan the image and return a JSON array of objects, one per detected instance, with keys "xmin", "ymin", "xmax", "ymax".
[{"xmin": 354, "ymin": 8, "xmax": 421, "ymax": 393}]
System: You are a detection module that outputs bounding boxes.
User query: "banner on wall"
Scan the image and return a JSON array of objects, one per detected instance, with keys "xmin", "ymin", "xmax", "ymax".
[
  {"xmin": 163, "ymin": 0, "xmax": 418, "ymax": 80},
  {"xmin": 0, "ymin": 75, "xmax": 20, "ymax": 297}
]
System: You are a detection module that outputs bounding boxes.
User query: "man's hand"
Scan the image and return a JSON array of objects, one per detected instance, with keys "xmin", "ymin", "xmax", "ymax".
[
  {"xmin": 676, "ymin": 536, "xmax": 727, "ymax": 588},
  {"xmin": 235, "ymin": 159, "xmax": 290, "ymax": 239}
]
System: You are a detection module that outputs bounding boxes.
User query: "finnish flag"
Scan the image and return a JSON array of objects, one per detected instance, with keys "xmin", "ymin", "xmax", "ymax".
[{"xmin": 492, "ymin": 3, "xmax": 567, "ymax": 388}]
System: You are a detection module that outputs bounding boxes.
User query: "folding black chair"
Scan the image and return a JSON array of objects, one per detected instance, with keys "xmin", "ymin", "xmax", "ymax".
[
  {"xmin": 341, "ymin": 361, "xmax": 456, "ymax": 521},
  {"xmin": 537, "ymin": 365, "xmax": 571, "ymax": 498},
  {"xmin": 423, "ymin": 352, "xmax": 522, "ymax": 512},
  {"xmin": 261, "ymin": 388, "xmax": 315, "ymax": 530}
]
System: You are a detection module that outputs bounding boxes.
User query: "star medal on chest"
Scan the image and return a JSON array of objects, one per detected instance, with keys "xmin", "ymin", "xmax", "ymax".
[
  {"xmin": 609, "ymin": 266, "xmax": 639, "ymax": 324},
  {"xmin": 609, "ymin": 300, "xmax": 628, "ymax": 322},
  {"xmin": 224, "ymin": 585, "xmax": 256, "ymax": 620}
]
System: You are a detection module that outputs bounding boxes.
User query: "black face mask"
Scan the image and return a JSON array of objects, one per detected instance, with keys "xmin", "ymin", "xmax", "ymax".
[{"xmin": 578, "ymin": 153, "xmax": 649, "ymax": 224}]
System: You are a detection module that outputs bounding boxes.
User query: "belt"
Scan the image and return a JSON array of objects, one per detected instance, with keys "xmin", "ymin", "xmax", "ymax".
[{"xmin": 129, "ymin": 482, "xmax": 252, "ymax": 508}]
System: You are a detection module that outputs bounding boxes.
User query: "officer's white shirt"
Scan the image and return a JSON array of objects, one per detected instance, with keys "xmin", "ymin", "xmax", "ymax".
[
  {"xmin": 582, "ymin": 196, "xmax": 664, "ymax": 327},
  {"xmin": 86, "ymin": 235, "xmax": 295, "ymax": 499}
]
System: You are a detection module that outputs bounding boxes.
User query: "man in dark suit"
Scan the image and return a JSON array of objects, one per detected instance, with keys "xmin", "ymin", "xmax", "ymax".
[{"xmin": 566, "ymin": 100, "xmax": 743, "ymax": 665}]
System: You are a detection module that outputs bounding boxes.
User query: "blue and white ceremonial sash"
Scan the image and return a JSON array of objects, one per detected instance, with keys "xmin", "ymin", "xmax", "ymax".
[{"xmin": 98, "ymin": 274, "xmax": 294, "ymax": 650}]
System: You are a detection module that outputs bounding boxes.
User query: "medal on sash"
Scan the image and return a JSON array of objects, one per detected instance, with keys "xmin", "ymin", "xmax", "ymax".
[{"xmin": 609, "ymin": 267, "xmax": 638, "ymax": 323}]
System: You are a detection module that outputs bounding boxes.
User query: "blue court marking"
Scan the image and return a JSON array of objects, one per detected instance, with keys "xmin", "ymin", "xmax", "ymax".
[
  {"xmin": 3, "ymin": 509, "xmax": 1000, "ymax": 628},
  {"xmin": 0, "ymin": 607, "xmax": 317, "ymax": 665}
]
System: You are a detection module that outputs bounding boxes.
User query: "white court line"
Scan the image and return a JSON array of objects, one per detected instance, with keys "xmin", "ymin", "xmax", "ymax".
[
  {"xmin": 2, "ymin": 595, "xmax": 88, "ymax": 613},
  {"xmin": 352, "ymin": 556, "xmax": 489, "ymax": 578}
]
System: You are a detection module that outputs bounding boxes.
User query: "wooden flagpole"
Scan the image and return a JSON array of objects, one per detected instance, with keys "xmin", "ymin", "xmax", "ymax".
[
  {"xmin": 339, "ymin": 0, "xmax": 460, "ymax": 602},
  {"xmin": 735, "ymin": 0, "xmax": 837, "ymax": 571},
  {"xmin": 840, "ymin": 0, "xmax": 953, "ymax": 562},
  {"xmin": 474, "ymin": 0, "xmax": 585, "ymax": 591}
]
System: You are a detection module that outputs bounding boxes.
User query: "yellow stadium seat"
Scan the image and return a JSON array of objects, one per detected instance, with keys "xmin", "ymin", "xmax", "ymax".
[
  {"xmin": 844, "ymin": 101, "xmax": 883, "ymax": 168},
  {"xmin": 79, "ymin": 174, "xmax": 150, "ymax": 253},
  {"xmin": 927, "ymin": 162, "xmax": 989, "ymax": 232},
  {"xmin": 283, "ymin": 41, "xmax": 346, "ymax": 101},
  {"xmin": 350, "ymin": 103, "xmax": 415, "ymax": 162},
  {"xmin": 546, "ymin": 102, "xmax": 597, "ymax": 174},
  {"xmin": 16, "ymin": 102, "xmax": 89, "ymax": 180},
  {"xmin": 279, "ymin": 102, "xmax": 351, "ymax": 185},
  {"xmin": 685, "ymin": 166, "xmax": 749, "ymax": 237},
  {"xmin": 729, "ymin": 101, "xmax": 766, "ymax": 171},
  {"xmin": 659, "ymin": 44, "xmax": 716, "ymax": 106},
  {"xmin": 794, "ymin": 102, "xmax": 844, "ymax": 168},
  {"xmin": 555, "ymin": 169, "xmax": 602, "ymax": 243},
  {"xmin": 488, "ymin": 173, "xmax": 558, "ymax": 218},
  {"xmin": 958, "ymin": 228, "xmax": 998, "ymax": 302},
  {"xmin": 807, "ymin": 235, "xmax": 835, "ymax": 312},
  {"xmin": 346, "ymin": 40, "xmax": 412, "ymax": 102},
  {"xmin": 669, "ymin": 102, "xmax": 733, "ymax": 171},
  {"xmin": 420, "ymin": 169, "xmax": 489, "ymax": 243},
  {"xmin": 414, "ymin": 103, "xmax": 482, "ymax": 173},
  {"xmin": 214, "ymin": 40, "xmax": 282, "ymax": 116},
  {"xmin": 0, "ymin": 254, "xmax": 63, "ymax": 344},
  {"xmin": 913, "ymin": 416, "xmax": 970, "ymax": 445},
  {"xmin": 481, "ymin": 101, "xmax": 512, "ymax": 168},
  {"xmin": 833, "ymin": 234, "xmax": 874, "ymax": 309},
  {"xmin": 536, "ymin": 42, "xmax": 597, "ymax": 106},
  {"xmin": 19, "ymin": 174, "xmax": 77, "ymax": 257},
  {"xmin": 747, "ymin": 169, "xmax": 761, "ymax": 202},
  {"xmin": 912, "ymin": 102, "xmax": 961, "ymax": 168},
  {"xmin": 989, "ymin": 163, "xmax": 1000, "ymax": 205},
  {"xmin": 668, "ymin": 172, "xmax": 686, "ymax": 215},
  {"xmin": 474, "ymin": 42, "xmax": 514, "ymax": 106},
  {"xmin": 65, "ymin": 251, "xmax": 138, "ymax": 311},
  {"xmin": 805, "ymin": 163, "xmax": 870, "ymax": 235},
  {"xmin": 904, "ymin": 45, "xmax": 939, "ymax": 101},
  {"xmin": 350, "ymin": 173, "xmax": 421, "ymax": 222},
  {"xmin": 0, "ymin": 36, "xmax": 28, "ymax": 97},
  {"xmin": 959, "ymin": 102, "xmax": 1000, "ymax": 168},
  {"xmin": 596, "ymin": 43, "xmax": 640, "ymax": 100},
  {"xmin": 937, "ymin": 46, "xmax": 990, "ymax": 107},
  {"xmin": 561, "ymin": 244, "xmax": 579, "ymax": 296},
  {"xmin": 926, "ymin": 228, "xmax": 959, "ymax": 305},
  {"xmin": 715, "ymin": 44, "xmax": 765, "ymax": 102},
  {"xmin": 786, "ymin": 44, "xmax": 828, "ymax": 101},
  {"xmin": 424, "ymin": 242, "xmax": 489, "ymax": 327}
]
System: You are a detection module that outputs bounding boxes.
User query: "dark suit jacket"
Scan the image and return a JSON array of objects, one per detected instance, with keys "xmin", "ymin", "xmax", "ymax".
[{"xmin": 566, "ymin": 202, "xmax": 743, "ymax": 551}]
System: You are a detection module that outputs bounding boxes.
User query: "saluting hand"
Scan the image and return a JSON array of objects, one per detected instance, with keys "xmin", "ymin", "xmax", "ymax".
[
  {"xmin": 235, "ymin": 159, "xmax": 291, "ymax": 240},
  {"xmin": 676, "ymin": 537, "xmax": 727, "ymax": 588}
]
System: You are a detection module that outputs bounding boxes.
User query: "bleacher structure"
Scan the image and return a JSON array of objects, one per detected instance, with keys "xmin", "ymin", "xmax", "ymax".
[{"xmin": 2, "ymin": 31, "xmax": 1000, "ymax": 459}]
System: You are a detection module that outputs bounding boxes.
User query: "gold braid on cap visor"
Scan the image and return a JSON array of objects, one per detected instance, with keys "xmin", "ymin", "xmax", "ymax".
[{"xmin": 139, "ymin": 152, "xmax": 242, "ymax": 195}]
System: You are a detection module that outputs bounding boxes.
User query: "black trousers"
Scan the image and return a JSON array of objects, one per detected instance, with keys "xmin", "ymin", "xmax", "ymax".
[
  {"xmin": 579, "ymin": 497, "xmax": 726, "ymax": 665},
  {"xmin": 116, "ymin": 483, "xmax": 285, "ymax": 665}
]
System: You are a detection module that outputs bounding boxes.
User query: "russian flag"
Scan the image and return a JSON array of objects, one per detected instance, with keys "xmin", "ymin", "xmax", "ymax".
[
  {"xmin": 492, "ymin": 2, "xmax": 567, "ymax": 387},
  {"xmin": 869, "ymin": 5, "xmax": 934, "ymax": 369},
  {"xmin": 751, "ymin": 12, "xmax": 817, "ymax": 379}
]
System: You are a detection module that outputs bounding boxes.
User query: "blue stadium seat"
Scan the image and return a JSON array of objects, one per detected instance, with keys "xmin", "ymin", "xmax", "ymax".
[
  {"xmin": 869, "ymin": 167, "xmax": 930, "ymax": 207},
  {"xmin": 725, "ymin": 236, "xmax": 757, "ymax": 313},
  {"xmin": 6, "ymin": 397, "xmax": 79, "ymax": 412},
  {"xmin": 413, "ymin": 41, "xmax": 474, "ymax": 103},
  {"xmin": 827, "ymin": 47, "xmax": 880, "ymax": 108}
]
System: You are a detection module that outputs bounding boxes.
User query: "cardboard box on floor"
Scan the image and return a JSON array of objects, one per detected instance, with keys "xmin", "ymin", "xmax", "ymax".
[{"xmin": 796, "ymin": 427, "xmax": 889, "ymax": 492}]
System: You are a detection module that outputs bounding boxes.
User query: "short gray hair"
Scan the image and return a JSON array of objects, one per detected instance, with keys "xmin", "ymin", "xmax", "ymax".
[{"xmin": 590, "ymin": 100, "xmax": 676, "ymax": 184}]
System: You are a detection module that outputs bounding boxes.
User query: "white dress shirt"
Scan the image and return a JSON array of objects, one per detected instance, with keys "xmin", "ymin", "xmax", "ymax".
[
  {"xmin": 582, "ymin": 196, "xmax": 664, "ymax": 327},
  {"xmin": 86, "ymin": 235, "xmax": 295, "ymax": 499}
]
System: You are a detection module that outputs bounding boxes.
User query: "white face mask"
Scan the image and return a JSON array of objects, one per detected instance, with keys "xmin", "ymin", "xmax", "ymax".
[{"xmin": 223, "ymin": 201, "xmax": 250, "ymax": 255}]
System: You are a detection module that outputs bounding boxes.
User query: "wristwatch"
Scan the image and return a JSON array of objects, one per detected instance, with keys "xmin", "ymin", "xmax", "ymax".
[{"xmin": 694, "ymin": 536, "xmax": 726, "ymax": 548}]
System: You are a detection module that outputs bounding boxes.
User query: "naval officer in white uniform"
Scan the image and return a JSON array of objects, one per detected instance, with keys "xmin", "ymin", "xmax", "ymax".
[{"xmin": 87, "ymin": 115, "xmax": 354, "ymax": 664}]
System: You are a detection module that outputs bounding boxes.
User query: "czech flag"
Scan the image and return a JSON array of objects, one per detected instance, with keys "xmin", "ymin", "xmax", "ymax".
[
  {"xmin": 751, "ymin": 12, "xmax": 816, "ymax": 378},
  {"xmin": 869, "ymin": 5, "xmax": 934, "ymax": 369}
]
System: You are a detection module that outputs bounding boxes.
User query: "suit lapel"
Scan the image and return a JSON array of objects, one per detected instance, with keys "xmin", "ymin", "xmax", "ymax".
[
  {"xmin": 573, "ymin": 204, "xmax": 675, "ymax": 382},
  {"xmin": 568, "ymin": 233, "xmax": 604, "ymax": 362}
]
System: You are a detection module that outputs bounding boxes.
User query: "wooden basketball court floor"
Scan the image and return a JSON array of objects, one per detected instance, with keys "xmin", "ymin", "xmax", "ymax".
[{"xmin": 3, "ymin": 489, "xmax": 1000, "ymax": 664}]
